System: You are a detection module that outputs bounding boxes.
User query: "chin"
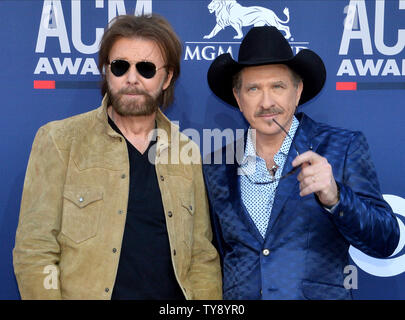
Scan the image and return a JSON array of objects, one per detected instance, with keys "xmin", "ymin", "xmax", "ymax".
[{"xmin": 249, "ymin": 121, "xmax": 279, "ymax": 136}]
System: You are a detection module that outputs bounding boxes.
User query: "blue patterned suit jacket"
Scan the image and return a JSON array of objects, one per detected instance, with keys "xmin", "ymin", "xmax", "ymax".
[{"xmin": 203, "ymin": 112, "xmax": 399, "ymax": 300}]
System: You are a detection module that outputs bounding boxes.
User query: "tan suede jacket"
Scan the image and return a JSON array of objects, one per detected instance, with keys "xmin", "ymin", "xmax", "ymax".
[{"xmin": 13, "ymin": 96, "xmax": 222, "ymax": 300}]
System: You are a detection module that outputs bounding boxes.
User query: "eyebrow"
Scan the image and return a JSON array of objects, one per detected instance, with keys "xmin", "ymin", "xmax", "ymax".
[
  {"xmin": 272, "ymin": 80, "xmax": 287, "ymax": 86},
  {"xmin": 110, "ymin": 57, "xmax": 155, "ymax": 63},
  {"xmin": 244, "ymin": 80, "xmax": 287, "ymax": 87},
  {"xmin": 244, "ymin": 82, "xmax": 259, "ymax": 87}
]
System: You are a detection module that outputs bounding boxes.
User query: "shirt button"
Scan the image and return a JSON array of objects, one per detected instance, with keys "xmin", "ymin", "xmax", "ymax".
[
  {"xmin": 105, "ymin": 288, "xmax": 109, "ymax": 293},
  {"xmin": 263, "ymin": 249, "xmax": 270, "ymax": 256},
  {"xmin": 78, "ymin": 197, "xmax": 84, "ymax": 203},
  {"xmin": 118, "ymin": 210, "xmax": 123, "ymax": 215},
  {"xmin": 168, "ymin": 211, "xmax": 173, "ymax": 217},
  {"xmin": 173, "ymin": 249, "xmax": 176, "ymax": 256},
  {"xmin": 160, "ymin": 175, "xmax": 164, "ymax": 181},
  {"xmin": 189, "ymin": 205, "xmax": 193, "ymax": 211},
  {"xmin": 112, "ymin": 248, "xmax": 117, "ymax": 253},
  {"xmin": 339, "ymin": 211, "xmax": 344, "ymax": 217},
  {"xmin": 121, "ymin": 174, "xmax": 126, "ymax": 179}
]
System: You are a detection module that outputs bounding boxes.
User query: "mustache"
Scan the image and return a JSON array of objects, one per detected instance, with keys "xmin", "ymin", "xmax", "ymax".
[
  {"xmin": 254, "ymin": 106, "xmax": 283, "ymax": 117},
  {"xmin": 118, "ymin": 87, "xmax": 150, "ymax": 96}
]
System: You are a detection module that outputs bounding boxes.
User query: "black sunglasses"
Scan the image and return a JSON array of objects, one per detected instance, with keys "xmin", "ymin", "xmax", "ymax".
[
  {"xmin": 269, "ymin": 118, "xmax": 301, "ymax": 182},
  {"xmin": 109, "ymin": 60, "xmax": 165, "ymax": 79}
]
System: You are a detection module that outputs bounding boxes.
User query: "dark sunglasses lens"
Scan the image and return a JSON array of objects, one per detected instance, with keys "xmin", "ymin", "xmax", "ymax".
[
  {"xmin": 110, "ymin": 60, "xmax": 130, "ymax": 77},
  {"xmin": 136, "ymin": 62, "xmax": 156, "ymax": 79}
]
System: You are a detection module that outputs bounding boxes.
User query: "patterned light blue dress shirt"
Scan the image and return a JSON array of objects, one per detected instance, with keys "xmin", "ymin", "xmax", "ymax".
[{"xmin": 240, "ymin": 116, "xmax": 299, "ymax": 238}]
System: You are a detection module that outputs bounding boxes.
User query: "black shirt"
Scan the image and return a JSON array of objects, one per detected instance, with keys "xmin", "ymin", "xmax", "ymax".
[{"xmin": 109, "ymin": 116, "xmax": 185, "ymax": 300}]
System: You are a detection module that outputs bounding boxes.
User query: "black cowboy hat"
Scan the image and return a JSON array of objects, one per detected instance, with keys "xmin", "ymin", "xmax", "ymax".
[{"xmin": 207, "ymin": 26, "xmax": 326, "ymax": 107}]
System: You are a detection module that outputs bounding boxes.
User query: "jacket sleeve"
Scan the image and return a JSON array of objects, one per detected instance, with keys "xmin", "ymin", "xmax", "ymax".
[
  {"xmin": 13, "ymin": 126, "xmax": 66, "ymax": 299},
  {"xmin": 328, "ymin": 132, "xmax": 400, "ymax": 258},
  {"xmin": 187, "ymin": 162, "xmax": 222, "ymax": 300}
]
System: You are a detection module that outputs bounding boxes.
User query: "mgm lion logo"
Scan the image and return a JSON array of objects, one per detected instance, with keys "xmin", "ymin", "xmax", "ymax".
[{"xmin": 204, "ymin": 0, "xmax": 291, "ymax": 40}]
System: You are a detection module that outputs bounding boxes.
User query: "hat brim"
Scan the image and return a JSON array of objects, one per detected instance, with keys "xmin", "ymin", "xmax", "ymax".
[{"xmin": 207, "ymin": 49, "xmax": 326, "ymax": 108}]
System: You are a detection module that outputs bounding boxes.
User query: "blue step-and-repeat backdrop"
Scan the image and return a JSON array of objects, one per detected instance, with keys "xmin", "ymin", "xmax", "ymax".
[{"xmin": 0, "ymin": 0, "xmax": 404, "ymax": 300}]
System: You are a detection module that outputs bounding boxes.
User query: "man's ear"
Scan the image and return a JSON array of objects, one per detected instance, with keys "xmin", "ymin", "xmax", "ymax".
[
  {"xmin": 163, "ymin": 68, "xmax": 174, "ymax": 91},
  {"xmin": 295, "ymin": 81, "xmax": 304, "ymax": 106},
  {"xmin": 233, "ymin": 88, "xmax": 242, "ymax": 112}
]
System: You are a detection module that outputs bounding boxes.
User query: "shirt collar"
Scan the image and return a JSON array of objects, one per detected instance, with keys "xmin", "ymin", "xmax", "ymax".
[
  {"xmin": 240, "ymin": 115, "xmax": 300, "ymax": 177},
  {"xmin": 274, "ymin": 116, "xmax": 299, "ymax": 165}
]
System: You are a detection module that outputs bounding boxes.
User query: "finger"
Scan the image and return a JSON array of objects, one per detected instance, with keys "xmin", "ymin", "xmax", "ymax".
[
  {"xmin": 295, "ymin": 161, "xmax": 310, "ymax": 182},
  {"xmin": 299, "ymin": 177, "xmax": 321, "ymax": 197},
  {"xmin": 299, "ymin": 172, "xmax": 333, "ymax": 197},
  {"xmin": 298, "ymin": 175, "xmax": 313, "ymax": 192},
  {"xmin": 297, "ymin": 162, "xmax": 323, "ymax": 182},
  {"xmin": 292, "ymin": 150, "xmax": 323, "ymax": 168},
  {"xmin": 300, "ymin": 175, "xmax": 328, "ymax": 197}
]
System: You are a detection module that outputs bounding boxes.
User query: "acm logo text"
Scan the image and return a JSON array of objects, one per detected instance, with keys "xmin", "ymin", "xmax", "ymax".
[
  {"xmin": 34, "ymin": 0, "xmax": 152, "ymax": 77},
  {"xmin": 338, "ymin": 0, "xmax": 405, "ymax": 78}
]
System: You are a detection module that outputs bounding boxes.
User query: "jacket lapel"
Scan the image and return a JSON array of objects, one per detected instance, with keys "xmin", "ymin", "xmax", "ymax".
[
  {"xmin": 205, "ymin": 134, "xmax": 264, "ymax": 246},
  {"xmin": 233, "ymin": 134, "xmax": 267, "ymax": 243},
  {"xmin": 265, "ymin": 113, "xmax": 318, "ymax": 235}
]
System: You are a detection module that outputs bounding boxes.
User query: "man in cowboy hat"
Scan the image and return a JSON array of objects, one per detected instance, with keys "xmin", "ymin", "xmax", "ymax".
[{"xmin": 203, "ymin": 26, "xmax": 399, "ymax": 300}]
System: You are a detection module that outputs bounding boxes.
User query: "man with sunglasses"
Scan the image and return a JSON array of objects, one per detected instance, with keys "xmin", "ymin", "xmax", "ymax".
[
  {"xmin": 13, "ymin": 14, "xmax": 222, "ymax": 300},
  {"xmin": 203, "ymin": 26, "xmax": 400, "ymax": 299}
]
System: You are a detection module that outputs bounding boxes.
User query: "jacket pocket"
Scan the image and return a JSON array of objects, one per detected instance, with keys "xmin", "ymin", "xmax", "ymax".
[
  {"xmin": 302, "ymin": 280, "xmax": 351, "ymax": 300},
  {"xmin": 61, "ymin": 186, "xmax": 104, "ymax": 244}
]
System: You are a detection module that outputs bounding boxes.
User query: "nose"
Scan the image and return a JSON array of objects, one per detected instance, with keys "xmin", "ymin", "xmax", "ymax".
[
  {"xmin": 261, "ymin": 89, "xmax": 276, "ymax": 109},
  {"xmin": 125, "ymin": 64, "xmax": 139, "ymax": 84}
]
